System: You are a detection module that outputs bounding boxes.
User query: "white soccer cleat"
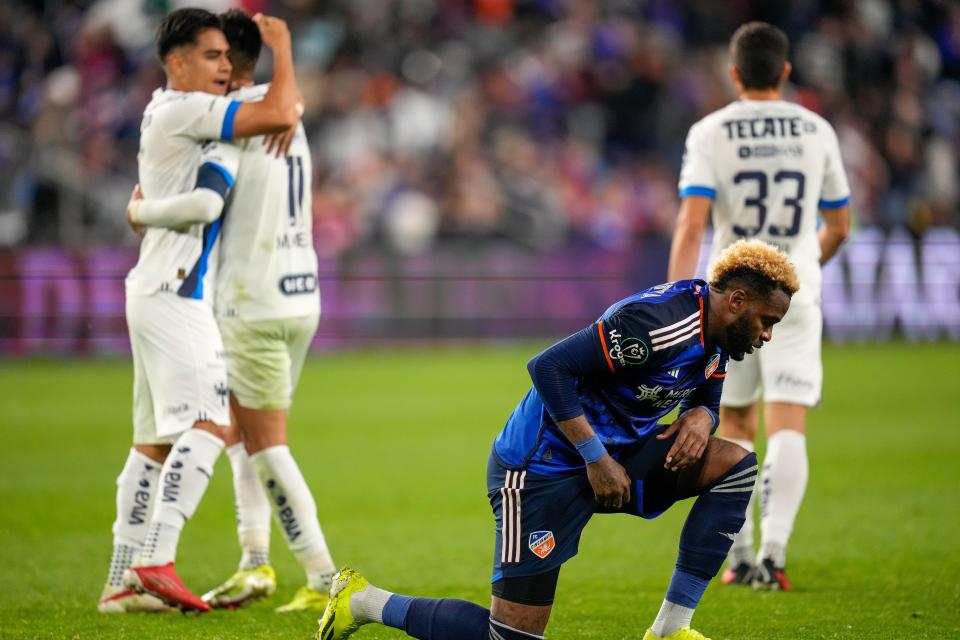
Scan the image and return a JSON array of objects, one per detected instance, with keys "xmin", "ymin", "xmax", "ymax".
[{"xmin": 98, "ymin": 585, "xmax": 172, "ymax": 613}]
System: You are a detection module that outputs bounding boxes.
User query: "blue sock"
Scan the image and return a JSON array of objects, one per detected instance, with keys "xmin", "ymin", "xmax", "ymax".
[
  {"xmin": 667, "ymin": 452, "xmax": 758, "ymax": 608},
  {"xmin": 381, "ymin": 595, "xmax": 490, "ymax": 640}
]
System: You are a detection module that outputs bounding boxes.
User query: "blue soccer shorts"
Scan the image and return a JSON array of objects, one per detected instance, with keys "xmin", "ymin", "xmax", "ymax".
[{"xmin": 487, "ymin": 432, "xmax": 681, "ymax": 584}]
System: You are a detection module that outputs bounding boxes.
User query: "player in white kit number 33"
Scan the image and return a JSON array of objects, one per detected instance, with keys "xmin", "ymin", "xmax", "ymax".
[{"xmin": 668, "ymin": 22, "xmax": 851, "ymax": 591}]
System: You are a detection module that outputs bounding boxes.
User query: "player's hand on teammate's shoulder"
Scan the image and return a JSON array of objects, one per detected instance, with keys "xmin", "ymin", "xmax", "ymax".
[
  {"xmin": 126, "ymin": 184, "xmax": 145, "ymax": 238},
  {"xmin": 586, "ymin": 454, "xmax": 631, "ymax": 510},
  {"xmin": 657, "ymin": 409, "xmax": 713, "ymax": 472},
  {"xmin": 252, "ymin": 14, "xmax": 291, "ymax": 51}
]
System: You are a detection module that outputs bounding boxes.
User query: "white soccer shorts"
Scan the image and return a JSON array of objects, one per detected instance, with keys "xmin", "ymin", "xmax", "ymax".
[
  {"xmin": 720, "ymin": 300, "xmax": 823, "ymax": 408},
  {"xmin": 127, "ymin": 293, "xmax": 230, "ymax": 444},
  {"xmin": 218, "ymin": 314, "xmax": 318, "ymax": 411}
]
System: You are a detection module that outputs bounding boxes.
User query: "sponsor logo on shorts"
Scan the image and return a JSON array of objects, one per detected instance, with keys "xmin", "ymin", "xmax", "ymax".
[
  {"xmin": 607, "ymin": 329, "xmax": 650, "ymax": 366},
  {"xmin": 528, "ymin": 531, "xmax": 555, "ymax": 559},
  {"xmin": 278, "ymin": 273, "xmax": 317, "ymax": 296},
  {"xmin": 705, "ymin": 353, "xmax": 721, "ymax": 378},
  {"xmin": 165, "ymin": 403, "xmax": 189, "ymax": 416},
  {"xmin": 776, "ymin": 373, "xmax": 814, "ymax": 389}
]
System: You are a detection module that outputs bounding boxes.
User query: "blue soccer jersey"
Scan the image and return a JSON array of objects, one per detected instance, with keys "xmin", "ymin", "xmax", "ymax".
[{"xmin": 493, "ymin": 280, "xmax": 728, "ymax": 476}]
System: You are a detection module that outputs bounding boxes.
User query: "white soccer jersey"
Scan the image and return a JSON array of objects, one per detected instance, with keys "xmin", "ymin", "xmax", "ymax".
[
  {"xmin": 125, "ymin": 88, "xmax": 241, "ymax": 301},
  {"xmin": 215, "ymin": 84, "xmax": 320, "ymax": 321},
  {"xmin": 679, "ymin": 99, "xmax": 850, "ymax": 305}
]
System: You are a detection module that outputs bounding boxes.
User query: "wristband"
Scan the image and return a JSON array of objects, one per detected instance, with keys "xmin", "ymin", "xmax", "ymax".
[
  {"xmin": 681, "ymin": 406, "xmax": 719, "ymax": 430},
  {"xmin": 574, "ymin": 434, "xmax": 607, "ymax": 464}
]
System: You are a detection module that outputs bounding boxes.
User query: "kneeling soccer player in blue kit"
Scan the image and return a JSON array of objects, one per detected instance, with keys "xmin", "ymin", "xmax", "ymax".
[{"xmin": 318, "ymin": 239, "xmax": 799, "ymax": 640}]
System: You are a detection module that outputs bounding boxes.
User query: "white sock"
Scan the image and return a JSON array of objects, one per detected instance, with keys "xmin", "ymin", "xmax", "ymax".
[
  {"xmin": 348, "ymin": 582, "xmax": 393, "ymax": 624},
  {"xmin": 107, "ymin": 449, "xmax": 161, "ymax": 587},
  {"xmin": 650, "ymin": 600, "xmax": 694, "ymax": 637},
  {"xmin": 139, "ymin": 429, "xmax": 224, "ymax": 566},
  {"xmin": 759, "ymin": 430, "xmax": 808, "ymax": 567},
  {"xmin": 250, "ymin": 445, "xmax": 336, "ymax": 590},
  {"xmin": 226, "ymin": 442, "xmax": 272, "ymax": 570},
  {"xmin": 723, "ymin": 437, "xmax": 756, "ymax": 566}
]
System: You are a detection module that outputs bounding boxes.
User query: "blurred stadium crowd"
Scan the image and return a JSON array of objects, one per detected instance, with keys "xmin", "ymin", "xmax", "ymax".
[{"xmin": 0, "ymin": 0, "xmax": 959, "ymax": 255}]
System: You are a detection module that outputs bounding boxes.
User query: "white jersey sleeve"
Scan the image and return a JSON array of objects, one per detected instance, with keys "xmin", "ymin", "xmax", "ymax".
[
  {"xmin": 818, "ymin": 124, "xmax": 850, "ymax": 209},
  {"xmin": 199, "ymin": 139, "xmax": 242, "ymax": 186},
  {"xmin": 678, "ymin": 120, "xmax": 719, "ymax": 200},
  {"xmin": 150, "ymin": 91, "xmax": 242, "ymax": 143}
]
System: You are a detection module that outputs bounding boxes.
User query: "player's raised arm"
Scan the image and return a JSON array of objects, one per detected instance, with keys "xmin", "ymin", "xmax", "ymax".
[{"xmin": 228, "ymin": 14, "xmax": 301, "ymax": 139}]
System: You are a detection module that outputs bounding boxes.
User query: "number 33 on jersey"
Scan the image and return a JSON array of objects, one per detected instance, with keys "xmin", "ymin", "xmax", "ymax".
[{"xmin": 678, "ymin": 99, "xmax": 850, "ymax": 305}]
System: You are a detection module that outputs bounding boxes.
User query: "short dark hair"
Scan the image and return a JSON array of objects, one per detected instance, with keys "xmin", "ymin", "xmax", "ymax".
[
  {"xmin": 156, "ymin": 8, "xmax": 222, "ymax": 62},
  {"xmin": 220, "ymin": 9, "xmax": 261, "ymax": 73},
  {"xmin": 730, "ymin": 22, "xmax": 789, "ymax": 90}
]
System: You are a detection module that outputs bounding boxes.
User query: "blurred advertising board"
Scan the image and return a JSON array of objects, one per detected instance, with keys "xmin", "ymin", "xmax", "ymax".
[{"xmin": 1, "ymin": 228, "xmax": 957, "ymax": 356}]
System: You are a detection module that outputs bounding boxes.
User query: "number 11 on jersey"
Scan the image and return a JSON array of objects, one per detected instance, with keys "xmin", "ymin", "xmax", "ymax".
[{"xmin": 286, "ymin": 156, "xmax": 305, "ymax": 227}]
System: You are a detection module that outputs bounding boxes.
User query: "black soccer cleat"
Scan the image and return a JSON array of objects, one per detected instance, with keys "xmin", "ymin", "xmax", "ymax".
[
  {"xmin": 751, "ymin": 557, "xmax": 793, "ymax": 591},
  {"xmin": 721, "ymin": 561, "xmax": 754, "ymax": 586}
]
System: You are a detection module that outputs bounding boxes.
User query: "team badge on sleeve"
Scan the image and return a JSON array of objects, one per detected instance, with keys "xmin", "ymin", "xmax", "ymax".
[
  {"xmin": 705, "ymin": 353, "xmax": 721, "ymax": 378},
  {"xmin": 528, "ymin": 531, "xmax": 556, "ymax": 559}
]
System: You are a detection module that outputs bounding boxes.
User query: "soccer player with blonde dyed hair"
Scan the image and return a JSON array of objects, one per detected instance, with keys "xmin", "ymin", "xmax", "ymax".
[
  {"xmin": 317, "ymin": 240, "xmax": 798, "ymax": 640},
  {"xmin": 669, "ymin": 21, "xmax": 851, "ymax": 590}
]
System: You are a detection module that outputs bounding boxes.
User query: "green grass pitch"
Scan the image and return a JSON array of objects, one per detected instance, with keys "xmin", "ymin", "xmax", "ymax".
[{"xmin": 1, "ymin": 342, "xmax": 959, "ymax": 639}]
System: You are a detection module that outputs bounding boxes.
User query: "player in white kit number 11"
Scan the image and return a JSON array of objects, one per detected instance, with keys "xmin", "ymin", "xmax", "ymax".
[
  {"xmin": 98, "ymin": 8, "xmax": 302, "ymax": 614},
  {"xmin": 198, "ymin": 9, "xmax": 337, "ymax": 614},
  {"xmin": 667, "ymin": 22, "xmax": 851, "ymax": 591}
]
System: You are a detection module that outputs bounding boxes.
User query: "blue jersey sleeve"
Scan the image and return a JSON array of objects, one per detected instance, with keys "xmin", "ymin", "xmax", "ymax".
[
  {"xmin": 526, "ymin": 325, "xmax": 609, "ymax": 423},
  {"xmin": 678, "ymin": 355, "xmax": 727, "ymax": 431}
]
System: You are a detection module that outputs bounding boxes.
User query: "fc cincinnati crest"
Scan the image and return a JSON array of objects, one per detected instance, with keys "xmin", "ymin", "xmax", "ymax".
[
  {"xmin": 705, "ymin": 353, "xmax": 721, "ymax": 378},
  {"xmin": 528, "ymin": 531, "xmax": 556, "ymax": 559}
]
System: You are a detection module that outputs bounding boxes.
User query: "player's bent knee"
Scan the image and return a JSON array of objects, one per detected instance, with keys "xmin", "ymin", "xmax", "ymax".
[
  {"xmin": 133, "ymin": 443, "xmax": 170, "ymax": 463},
  {"xmin": 492, "ymin": 567, "xmax": 560, "ymax": 608},
  {"xmin": 490, "ymin": 570, "xmax": 557, "ymax": 637},
  {"xmin": 696, "ymin": 438, "xmax": 754, "ymax": 492}
]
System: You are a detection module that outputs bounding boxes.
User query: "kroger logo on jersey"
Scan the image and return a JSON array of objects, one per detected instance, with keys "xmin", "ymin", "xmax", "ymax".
[
  {"xmin": 278, "ymin": 273, "xmax": 317, "ymax": 296},
  {"xmin": 608, "ymin": 329, "xmax": 650, "ymax": 366}
]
